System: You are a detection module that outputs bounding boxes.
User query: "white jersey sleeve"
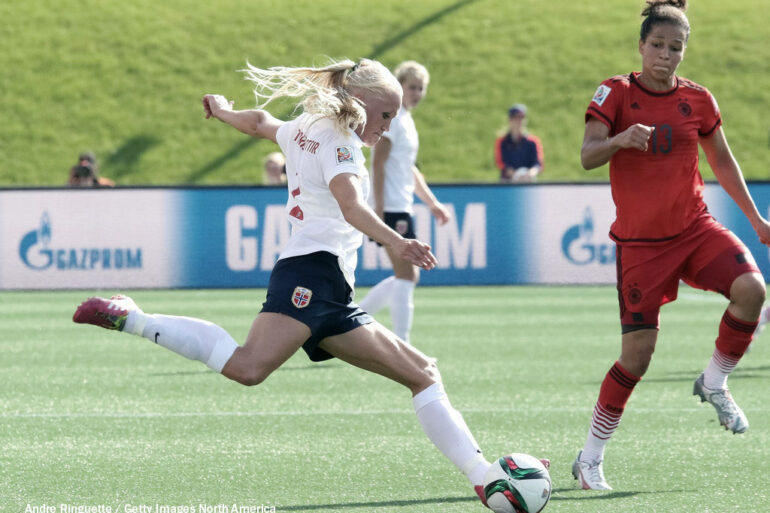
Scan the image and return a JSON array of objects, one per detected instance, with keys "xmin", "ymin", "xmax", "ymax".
[
  {"xmin": 275, "ymin": 121, "xmax": 292, "ymax": 150},
  {"xmin": 318, "ymin": 141, "xmax": 366, "ymax": 185}
]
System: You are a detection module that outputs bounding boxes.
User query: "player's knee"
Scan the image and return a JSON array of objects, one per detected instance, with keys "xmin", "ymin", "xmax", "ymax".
[
  {"xmin": 731, "ymin": 273, "xmax": 766, "ymax": 310},
  {"xmin": 236, "ymin": 371, "xmax": 267, "ymax": 387},
  {"xmin": 412, "ymin": 357, "xmax": 441, "ymax": 392},
  {"xmin": 423, "ymin": 357, "xmax": 440, "ymax": 382},
  {"xmin": 229, "ymin": 366, "xmax": 271, "ymax": 387},
  {"xmin": 621, "ymin": 330, "xmax": 656, "ymax": 376}
]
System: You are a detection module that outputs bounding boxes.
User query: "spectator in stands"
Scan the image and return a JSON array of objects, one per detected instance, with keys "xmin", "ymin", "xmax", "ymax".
[
  {"xmin": 68, "ymin": 152, "xmax": 115, "ymax": 187},
  {"xmin": 263, "ymin": 151, "xmax": 287, "ymax": 185},
  {"xmin": 494, "ymin": 104, "xmax": 544, "ymax": 183}
]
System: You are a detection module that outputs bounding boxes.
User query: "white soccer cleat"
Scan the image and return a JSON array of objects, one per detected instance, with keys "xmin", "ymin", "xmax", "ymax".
[
  {"xmin": 572, "ymin": 451, "xmax": 612, "ymax": 490},
  {"xmin": 693, "ymin": 373, "xmax": 749, "ymax": 434}
]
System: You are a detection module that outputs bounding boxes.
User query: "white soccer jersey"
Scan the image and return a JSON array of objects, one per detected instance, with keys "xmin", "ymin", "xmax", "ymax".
[
  {"xmin": 275, "ymin": 113, "xmax": 369, "ymax": 287},
  {"xmin": 373, "ymin": 105, "xmax": 418, "ymax": 214}
]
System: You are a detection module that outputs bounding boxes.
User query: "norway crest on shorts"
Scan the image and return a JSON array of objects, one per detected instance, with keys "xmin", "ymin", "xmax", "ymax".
[{"xmin": 292, "ymin": 286, "xmax": 313, "ymax": 308}]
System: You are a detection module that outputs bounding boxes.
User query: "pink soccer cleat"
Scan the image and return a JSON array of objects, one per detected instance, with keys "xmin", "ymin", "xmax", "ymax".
[{"xmin": 73, "ymin": 295, "xmax": 140, "ymax": 331}]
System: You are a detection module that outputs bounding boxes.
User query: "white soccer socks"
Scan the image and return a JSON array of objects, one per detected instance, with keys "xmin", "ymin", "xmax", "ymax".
[
  {"xmin": 413, "ymin": 383, "xmax": 489, "ymax": 485},
  {"xmin": 125, "ymin": 311, "xmax": 238, "ymax": 372},
  {"xmin": 703, "ymin": 348, "xmax": 740, "ymax": 390},
  {"xmin": 358, "ymin": 276, "xmax": 396, "ymax": 314},
  {"xmin": 391, "ymin": 278, "xmax": 415, "ymax": 343}
]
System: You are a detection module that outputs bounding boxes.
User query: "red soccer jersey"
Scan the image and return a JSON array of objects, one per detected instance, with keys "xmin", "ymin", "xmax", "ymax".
[{"xmin": 585, "ymin": 72, "xmax": 721, "ymax": 244}]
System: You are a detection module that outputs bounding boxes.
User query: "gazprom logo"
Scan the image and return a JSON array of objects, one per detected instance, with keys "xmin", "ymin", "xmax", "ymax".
[
  {"xmin": 561, "ymin": 207, "xmax": 615, "ymax": 265},
  {"xmin": 19, "ymin": 212, "xmax": 143, "ymax": 271}
]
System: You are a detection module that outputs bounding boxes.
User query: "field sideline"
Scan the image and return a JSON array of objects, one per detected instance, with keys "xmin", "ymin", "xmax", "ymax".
[{"xmin": 1, "ymin": 286, "xmax": 768, "ymax": 512}]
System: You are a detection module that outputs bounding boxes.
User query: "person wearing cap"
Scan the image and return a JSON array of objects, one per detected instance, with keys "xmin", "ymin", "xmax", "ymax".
[{"xmin": 494, "ymin": 104, "xmax": 544, "ymax": 183}]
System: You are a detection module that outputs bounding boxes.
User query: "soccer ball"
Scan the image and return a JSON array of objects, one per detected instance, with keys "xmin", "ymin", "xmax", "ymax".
[{"xmin": 482, "ymin": 453, "xmax": 551, "ymax": 513}]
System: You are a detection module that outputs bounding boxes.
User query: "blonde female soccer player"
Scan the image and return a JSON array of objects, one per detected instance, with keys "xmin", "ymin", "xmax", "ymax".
[{"xmin": 73, "ymin": 58, "xmax": 506, "ymax": 504}]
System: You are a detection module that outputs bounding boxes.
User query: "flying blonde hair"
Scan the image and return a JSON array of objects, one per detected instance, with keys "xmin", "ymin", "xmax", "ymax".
[{"xmin": 240, "ymin": 58, "xmax": 402, "ymax": 134}]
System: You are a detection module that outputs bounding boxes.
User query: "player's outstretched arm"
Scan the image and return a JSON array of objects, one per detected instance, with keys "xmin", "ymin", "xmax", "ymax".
[
  {"xmin": 701, "ymin": 127, "xmax": 770, "ymax": 245},
  {"xmin": 202, "ymin": 94, "xmax": 283, "ymax": 143},
  {"xmin": 330, "ymin": 172, "xmax": 437, "ymax": 270}
]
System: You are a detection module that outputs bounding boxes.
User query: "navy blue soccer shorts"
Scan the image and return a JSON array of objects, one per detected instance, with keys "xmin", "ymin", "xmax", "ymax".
[
  {"xmin": 371, "ymin": 212, "xmax": 416, "ymax": 246},
  {"xmin": 385, "ymin": 212, "xmax": 416, "ymax": 239},
  {"xmin": 261, "ymin": 251, "xmax": 373, "ymax": 362}
]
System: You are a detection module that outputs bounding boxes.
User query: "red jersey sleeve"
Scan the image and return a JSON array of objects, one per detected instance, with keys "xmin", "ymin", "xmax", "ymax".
[
  {"xmin": 585, "ymin": 77, "xmax": 624, "ymax": 134},
  {"xmin": 698, "ymin": 87, "xmax": 722, "ymax": 137}
]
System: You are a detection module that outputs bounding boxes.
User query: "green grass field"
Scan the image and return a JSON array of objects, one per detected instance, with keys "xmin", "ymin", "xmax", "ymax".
[
  {"xmin": 2, "ymin": 0, "xmax": 769, "ymax": 186},
  {"xmin": 1, "ymin": 286, "xmax": 768, "ymax": 512}
]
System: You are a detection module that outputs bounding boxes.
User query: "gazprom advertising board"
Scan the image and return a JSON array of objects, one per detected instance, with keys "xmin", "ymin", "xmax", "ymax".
[{"xmin": 2, "ymin": 183, "xmax": 770, "ymax": 290}]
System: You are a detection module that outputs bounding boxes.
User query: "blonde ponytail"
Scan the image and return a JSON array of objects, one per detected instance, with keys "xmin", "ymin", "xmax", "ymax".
[{"xmin": 240, "ymin": 58, "xmax": 400, "ymax": 134}]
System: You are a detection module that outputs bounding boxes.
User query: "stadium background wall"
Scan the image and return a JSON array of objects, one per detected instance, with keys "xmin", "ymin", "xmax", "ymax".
[{"xmin": 2, "ymin": 183, "xmax": 769, "ymax": 290}]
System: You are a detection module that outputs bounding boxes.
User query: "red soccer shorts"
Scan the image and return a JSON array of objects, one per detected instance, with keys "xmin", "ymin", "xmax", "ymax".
[{"xmin": 615, "ymin": 213, "xmax": 760, "ymax": 333}]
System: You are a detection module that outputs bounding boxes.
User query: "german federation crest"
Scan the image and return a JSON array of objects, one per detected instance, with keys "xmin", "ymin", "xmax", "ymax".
[{"xmin": 292, "ymin": 287, "xmax": 313, "ymax": 308}]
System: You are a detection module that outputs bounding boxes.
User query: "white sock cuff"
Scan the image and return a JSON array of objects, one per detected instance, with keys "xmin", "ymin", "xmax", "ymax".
[
  {"xmin": 461, "ymin": 453, "xmax": 489, "ymax": 476},
  {"xmin": 125, "ymin": 311, "xmax": 148, "ymax": 336},
  {"xmin": 394, "ymin": 278, "xmax": 416, "ymax": 291},
  {"xmin": 205, "ymin": 336, "xmax": 238, "ymax": 372},
  {"xmin": 413, "ymin": 382, "xmax": 446, "ymax": 412}
]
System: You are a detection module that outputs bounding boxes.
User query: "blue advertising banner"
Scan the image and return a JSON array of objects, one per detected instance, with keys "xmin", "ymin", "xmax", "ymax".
[{"xmin": 2, "ymin": 183, "xmax": 770, "ymax": 289}]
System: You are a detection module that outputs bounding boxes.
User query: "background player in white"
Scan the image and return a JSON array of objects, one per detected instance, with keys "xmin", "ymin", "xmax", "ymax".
[
  {"xmin": 73, "ymin": 58, "xmax": 505, "ymax": 504},
  {"xmin": 358, "ymin": 61, "xmax": 451, "ymax": 344}
]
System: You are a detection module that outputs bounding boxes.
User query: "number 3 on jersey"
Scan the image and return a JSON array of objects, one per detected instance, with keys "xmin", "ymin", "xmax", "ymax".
[{"xmin": 650, "ymin": 124, "xmax": 672, "ymax": 154}]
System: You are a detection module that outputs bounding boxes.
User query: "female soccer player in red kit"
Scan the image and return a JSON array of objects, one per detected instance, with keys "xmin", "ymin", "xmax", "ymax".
[{"xmin": 572, "ymin": 0, "xmax": 770, "ymax": 490}]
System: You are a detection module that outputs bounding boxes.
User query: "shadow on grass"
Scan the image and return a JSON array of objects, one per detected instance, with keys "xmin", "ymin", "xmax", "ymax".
[
  {"xmin": 367, "ymin": 0, "xmax": 477, "ymax": 58},
  {"xmin": 641, "ymin": 365, "xmax": 770, "ymax": 384},
  {"xmin": 278, "ymin": 363, "xmax": 345, "ymax": 371},
  {"xmin": 552, "ymin": 488, "xmax": 638, "ymax": 500},
  {"xmin": 578, "ymin": 365, "xmax": 770, "ymax": 385},
  {"xmin": 281, "ymin": 487, "xmax": 686, "ymax": 511},
  {"xmin": 281, "ymin": 495, "xmax": 474, "ymax": 511},
  {"xmin": 104, "ymin": 134, "xmax": 159, "ymax": 179},
  {"xmin": 183, "ymin": 0, "xmax": 477, "ymax": 183},
  {"xmin": 185, "ymin": 137, "xmax": 256, "ymax": 183},
  {"xmin": 147, "ymin": 370, "xmax": 213, "ymax": 377},
  {"xmin": 147, "ymin": 362, "xmax": 342, "ymax": 377}
]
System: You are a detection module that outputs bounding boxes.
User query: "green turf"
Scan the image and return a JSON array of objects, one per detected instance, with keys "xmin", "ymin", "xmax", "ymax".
[
  {"xmin": 1, "ymin": 286, "xmax": 768, "ymax": 512},
  {"xmin": 1, "ymin": 0, "xmax": 768, "ymax": 186}
]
